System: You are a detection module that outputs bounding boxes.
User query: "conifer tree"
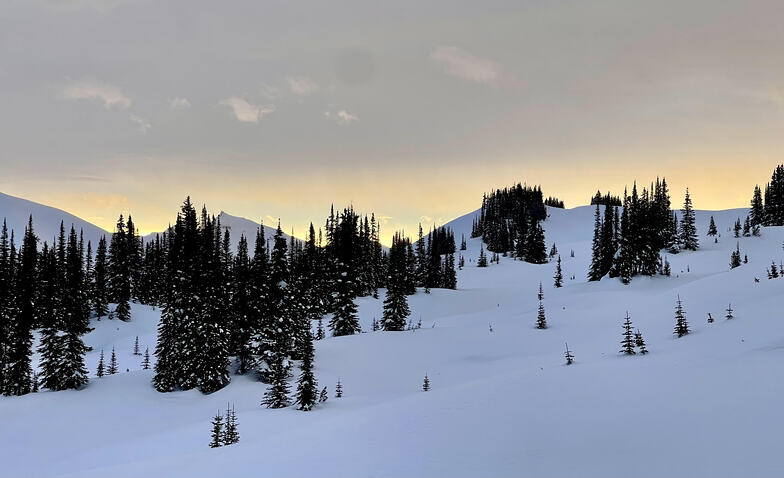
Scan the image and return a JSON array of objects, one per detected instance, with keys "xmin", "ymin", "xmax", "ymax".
[
  {"xmin": 315, "ymin": 318, "xmax": 325, "ymax": 340},
  {"xmin": 477, "ymin": 244, "xmax": 488, "ymax": 268},
  {"xmin": 97, "ymin": 350, "xmax": 105, "ymax": 378},
  {"xmin": 422, "ymin": 373, "xmax": 430, "ymax": 391},
  {"xmin": 230, "ymin": 235, "xmax": 255, "ymax": 375},
  {"xmin": 673, "ymin": 295, "xmax": 690, "ymax": 338},
  {"xmin": 319, "ymin": 386, "xmax": 329, "ymax": 403},
  {"xmin": 108, "ymin": 347, "xmax": 118, "ymax": 375},
  {"xmin": 733, "ymin": 218, "xmax": 742, "ymax": 238},
  {"xmin": 725, "ymin": 303, "xmax": 734, "ymax": 320},
  {"xmin": 142, "ymin": 347, "xmax": 151, "ymax": 370},
  {"xmin": 620, "ymin": 313, "xmax": 636, "ymax": 355},
  {"xmin": 382, "ymin": 232, "xmax": 410, "ymax": 331},
  {"xmin": 564, "ymin": 342, "xmax": 574, "ymax": 365},
  {"xmin": 133, "ymin": 336, "xmax": 140, "ymax": 356},
  {"xmin": 707, "ymin": 216, "xmax": 718, "ymax": 236},
  {"xmin": 93, "ymin": 236, "xmax": 110, "ymax": 320},
  {"xmin": 6, "ymin": 216, "xmax": 38, "ymax": 396},
  {"xmin": 262, "ymin": 352, "xmax": 290, "ymax": 408},
  {"xmin": 37, "ymin": 242, "xmax": 63, "ymax": 391},
  {"xmin": 750, "ymin": 185, "xmax": 765, "ymax": 226},
  {"xmin": 335, "ymin": 379, "xmax": 343, "ymax": 398},
  {"xmin": 770, "ymin": 262, "xmax": 779, "ymax": 279},
  {"xmin": 743, "ymin": 216, "xmax": 751, "ymax": 237},
  {"xmin": 554, "ymin": 255, "xmax": 563, "ymax": 288},
  {"xmin": 223, "ymin": 404, "xmax": 239, "ymax": 445},
  {"xmin": 588, "ymin": 204, "xmax": 603, "ymax": 281},
  {"xmin": 707, "ymin": 313, "xmax": 714, "ymax": 324},
  {"xmin": 109, "ymin": 215, "xmax": 132, "ymax": 322},
  {"xmin": 634, "ymin": 329, "xmax": 648, "ymax": 354},
  {"xmin": 524, "ymin": 220, "xmax": 548, "ymax": 264},
  {"xmin": 730, "ymin": 243, "xmax": 742, "ymax": 269},
  {"xmin": 536, "ymin": 283, "xmax": 547, "ymax": 329},
  {"xmin": 679, "ymin": 188, "xmax": 698, "ymax": 251},
  {"xmin": 295, "ymin": 331, "xmax": 318, "ymax": 411},
  {"xmin": 209, "ymin": 412, "xmax": 224, "ymax": 448},
  {"xmin": 0, "ymin": 220, "xmax": 12, "ymax": 394}
]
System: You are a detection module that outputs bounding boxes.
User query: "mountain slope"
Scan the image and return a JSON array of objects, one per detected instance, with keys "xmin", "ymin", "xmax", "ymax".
[{"xmin": 0, "ymin": 192, "xmax": 108, "ymax": 246}]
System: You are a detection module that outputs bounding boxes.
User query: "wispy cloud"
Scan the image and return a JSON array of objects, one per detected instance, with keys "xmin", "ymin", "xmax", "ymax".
[
  {"xmin": 287, "ymin": 76, "xmax": 319, "ymax": 96},
  {"xmin": 168, "ymin": 97, "xmax": 191, "ymax": 109},
  {"xmin": 129, "ymin": 114, "xmax": 151, "ymax": 133},
  {"xmin": 63, "ymin": 81, "xmax": 131, "ymax": 109},
  {"xmin": 220, "ymin": 97, "xmax": 274, "ymax": 123},
  {"xmin": 430, "ymin": 46, "xmax": 513, "ymax": 87},
  {"xmin": 324, "ymin": 109, "xmax": 359, "ymax": 124}
]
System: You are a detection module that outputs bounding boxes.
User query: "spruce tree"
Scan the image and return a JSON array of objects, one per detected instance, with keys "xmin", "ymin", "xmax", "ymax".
[
  {"xmin": 422, "ymin": 373, "xmax": 431, "ymax": 391},
  {"xmin": 734, "ymin": 218, "xmax": 742, "ymax": 238},
  {"xmin": 6, "ymin": 216, "xmax": 37, "ymax": 396},
  {"xmin": 142, "ymin": 347, "xmax": 151, "ymax": 370},
  {"xmin": 673, "ymin": 295, "xmax": 690, "ymax": 338},
  {"xmin": 679, "ymin": 188, "xmax": 698, "ymax": 251},
  {"xmin": 108, "ymin": 347, "xmax": 118, "ymax": 375},
  {"xmin": 0, "ymin": 220, "xmax": 11, "ymax": 394},
  {"xmin": 209, "ymin": 412, "xmax": 224, "ymax": 448},
  {"xmin": 707, "ymin": 216, "xmax": 718, "ymax": 236},
  {"xmin": 588, "ymin": 204, "xmax": 603, "ymax": 281},
  {"xmin": 133, "ymin": 336, "xmax": 140, "ymax": 356},
  {"xmin": 315, "ymin": 317, "xmax": 325, "ymax": 340},
  {"xmin": 109, "ymin": 215, "xmax": 132, "ymax": 322},
  {"xmin": 620, "ymin": 313, "xmax": 636, "ymax": 355},
  {"xmin": 535, "ymin": 283, "xmax": 547, "ymax": 329},
  {"xmin": 295, "ymin": 331, "xmax": 318, "ymax": 411},
  {"xmin": 634, "ymin": 329, "xmax": 648, "ymax": 354},
  {"xmin": 97, "ymin": 350, "xmax": 105, "ymax": 378},
  {"xmin": 750, "ymin": 185, "xmax": 765, "ymax": 226},
  {"xmin": 335, "ymin": 379, "xmax": 343, "ymax": 398},
  {"xmin": 93, "ymin": 236, "xmax": 110, "ymax": 320},
  {"xmin": 477, "ymin": 244, "xmax": 488, "ymax": 267},
  {"xmin": 223, "ymin": 404, "xmax": 239, "ymax": 445},
  {"xmin": 725, "ymin": 303, "xmax": 734, "ymax": 320},
  {"xmin": 730, "ymin": 243, "xmax": 742, "ymax": 269},
  {"xmin": 262, "ymin": 352, "xmax": 290, "ymax": 408},
  {"xmin": 554, "ymin": 255, "xmax": 563, "ymax": 288},
  {"xmin": 382, "ymin": 232, "xmax": 410, "ymax": 332},
  {"xmin": 37, "ymin": 242, "xmax": 63, "ymax": 391},
  {"xmin": 564, "ymin": 342, "xmax": 574, "ymax": 365}
]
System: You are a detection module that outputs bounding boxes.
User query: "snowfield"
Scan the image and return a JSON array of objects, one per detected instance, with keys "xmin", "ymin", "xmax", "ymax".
[{"xmin": 1, "ymin": 205, "xmax": 783, "ymax": 478}]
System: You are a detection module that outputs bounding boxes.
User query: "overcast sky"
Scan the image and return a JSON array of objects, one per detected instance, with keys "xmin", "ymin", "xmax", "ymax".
[{"xmin": 1, "ymin": 0, "xmax": 783, "ymax": 242}]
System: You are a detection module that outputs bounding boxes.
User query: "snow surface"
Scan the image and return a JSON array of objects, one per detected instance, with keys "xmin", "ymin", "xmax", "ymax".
[{"xmin": 2, "ymin": 205, "xmax": 784, "ymax": 478}]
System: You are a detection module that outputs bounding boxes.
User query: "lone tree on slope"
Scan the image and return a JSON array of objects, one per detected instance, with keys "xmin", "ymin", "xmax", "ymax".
[
  {"xmin": 620, "ymin": 313, "xmax": 636, "ymax": 355},
  {"xmin": 673, "ymin": 295, "xmax": 690, "ymax": 338},
  {"xmin": 536, "ymin": 283, "xmax": 547, "ymax": 329}
]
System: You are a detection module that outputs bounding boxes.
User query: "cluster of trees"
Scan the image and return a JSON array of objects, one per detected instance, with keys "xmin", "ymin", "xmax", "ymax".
[
  {"xmin": 470, "ymin": 184, "xmax": 548, "ymax": 264},
  {"xmin": 0, "ymin": 198, "xmax": 457, "ymax": 399},
  {"xmin": 544, "ymin": 197, "xmax": 565, "ymax": 208},
  {"xmin": 590, "ymin": 191, "xmax": 622, "ymax": 207},
  {"xmin": 750, "ymin": 164, "xmax": 784, "ymax": 226},
  {"xmin": 589, "ymin": 179, "xmax": 697, "ymax": 284}
]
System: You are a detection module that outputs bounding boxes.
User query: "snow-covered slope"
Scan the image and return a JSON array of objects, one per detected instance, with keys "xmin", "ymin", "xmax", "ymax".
[
  {"xmin": 2, "ymin": 205, "xmax": 784, "ymax": 478},
  {"xmin": 0, "ymin": 192, "xmax": 108, "ymax": 246}
]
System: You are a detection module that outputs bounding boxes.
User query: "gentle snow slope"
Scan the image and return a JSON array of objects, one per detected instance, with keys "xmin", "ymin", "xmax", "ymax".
[{"xmin": 1, "ymin": 206, "xmax": 783, "ymax": 478}]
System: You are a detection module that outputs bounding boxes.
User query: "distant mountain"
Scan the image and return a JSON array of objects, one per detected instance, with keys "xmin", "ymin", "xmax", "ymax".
[
  {"xmin": 143, "ymin": 211, "xmax": 290, "ymax": 251},
  {"xmin": 0, "ymin": 192, "xmax": 109, "ymax": 247}
]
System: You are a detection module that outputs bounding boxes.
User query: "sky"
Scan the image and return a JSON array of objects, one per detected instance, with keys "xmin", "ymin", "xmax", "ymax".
[{"xmin": 1, "ymin": 0, "xmax": 783, "ymax": 243}]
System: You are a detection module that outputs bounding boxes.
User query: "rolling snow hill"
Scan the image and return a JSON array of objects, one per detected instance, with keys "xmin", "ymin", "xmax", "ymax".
[{"xmin": 2, "ymin": 204, "xmax": 784, "ymax": 478}]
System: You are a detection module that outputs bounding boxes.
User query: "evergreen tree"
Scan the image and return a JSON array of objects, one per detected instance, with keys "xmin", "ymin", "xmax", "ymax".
[
  {"xmin": 37, "ymin": 242, "xmax": 63, "ymax": 391},
  {"xmin": 93, "ymin": 236, "xmax": 110, "ymax": 320},
  {"xmin": 262, "ymin": 352, "xmax": 290, "ymax": 408},
  {"xmin": 725, "ymin": 303, "xmax": 734, "ymax": 320},
  {"xmin": 679, "ymin": 188, "xmax": 698, "ymax": 251},
  {"xmin": 6, "ymin": 216, "xmax": 37, "ymax": 396},
  {"xmin": 707, "ymin": 216, "xmax": 718, "ymax": 236},
  {"xmin": 553, "ymin": 255, "xmax": 563, "ymax": 288},
  {"xmin": 223, "ymin": 404, "xmax": 239, "ymax": 445},
  {"xmin": 620, "ymin": 313, "xmax": 636, "ymax": 355},
  {"xmin": 335, "ymin": 379, "xmax": 343, "ymax": 398},
  {"xmin": 588, "ymin": 204, "xmax": 603, "ymax": 281},
  {"xmin": 422, "ymin": 373, "xmax": 430, "ymax": 391},
  {"xmin": 733, "ymin": 218, "xmax": 742, "ymax": 238},
  {"xmin": 381, "ymin": 232, "xmax": 411, "ymax": 331},
  {"xmin": 295, "ymin": 331, "xmax": 318, "ymax": 411},
  {"xmin": 209, "ymin": 412, "xmax": 224, "ymax": 448},
  {"xmin": 743, "ymin": 216, "xmax": 751, "ymax": 237},
  {"xmin": 673, "ymin": 296, "xmax": 690, "ymax": 338},
  {"xmin": 108, "ymin": 347, "xmax": 118, "ymax": 375},
  {"xmin": 770, "ymin": 261, "xmax": 779, "ymax": 279},
  {"xmin": 477, "ymin": 245, "xmax": 488, "ymax": 268},
  {"xmin": 634, "ymin": 329, "xmax": 648, "ymax": 354},
  {"xmin": 142, "ymin": 347, "xmax": 151, "ymax": 370},
  {"xmin": 0, "ymin": 220, "xmax": 12, "ymax": 394},
  {"xmin": 536, "ymin": 283, "xmax": 547, "ymax": 329},
  {"xmin": 564, "ymin": 343, "xmax": 574, "ymax": 365},
  {"xmin": 315, "ymin": 318, "xmax": 325, "ymax": 340},
  {"xmin": 231, "ymin": 235, "xmax": 255, "ymax": 375},
  {"xmin": 96, "ymin": 350, "xmax": 105, "ymax": 378},
  {"xmin": 109, "ymin": 215, "xmax": 132, "ymax": 322},
  {"xmin": 319, "ymin": 386, "xmax": 329, "ymax": 403},
  {"xmin": 750, "ymin": 184, "xmax": 765, "ymax": 226},
  {"xmin": 730, "ymin": 243, "xmax": 742, "ymax": 269},
  {"xmin": 524, "ymin": 220, "xmax": 548, "ymax": 264},
  {"xmin": 133, "ymin": 336, "xmax": 140, "ymax": 356}
]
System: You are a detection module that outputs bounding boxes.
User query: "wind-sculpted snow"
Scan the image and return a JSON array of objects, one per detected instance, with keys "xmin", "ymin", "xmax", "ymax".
[{"xmin": 2, "ymin": 205, "xmax": 784, "ymax": 478}]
